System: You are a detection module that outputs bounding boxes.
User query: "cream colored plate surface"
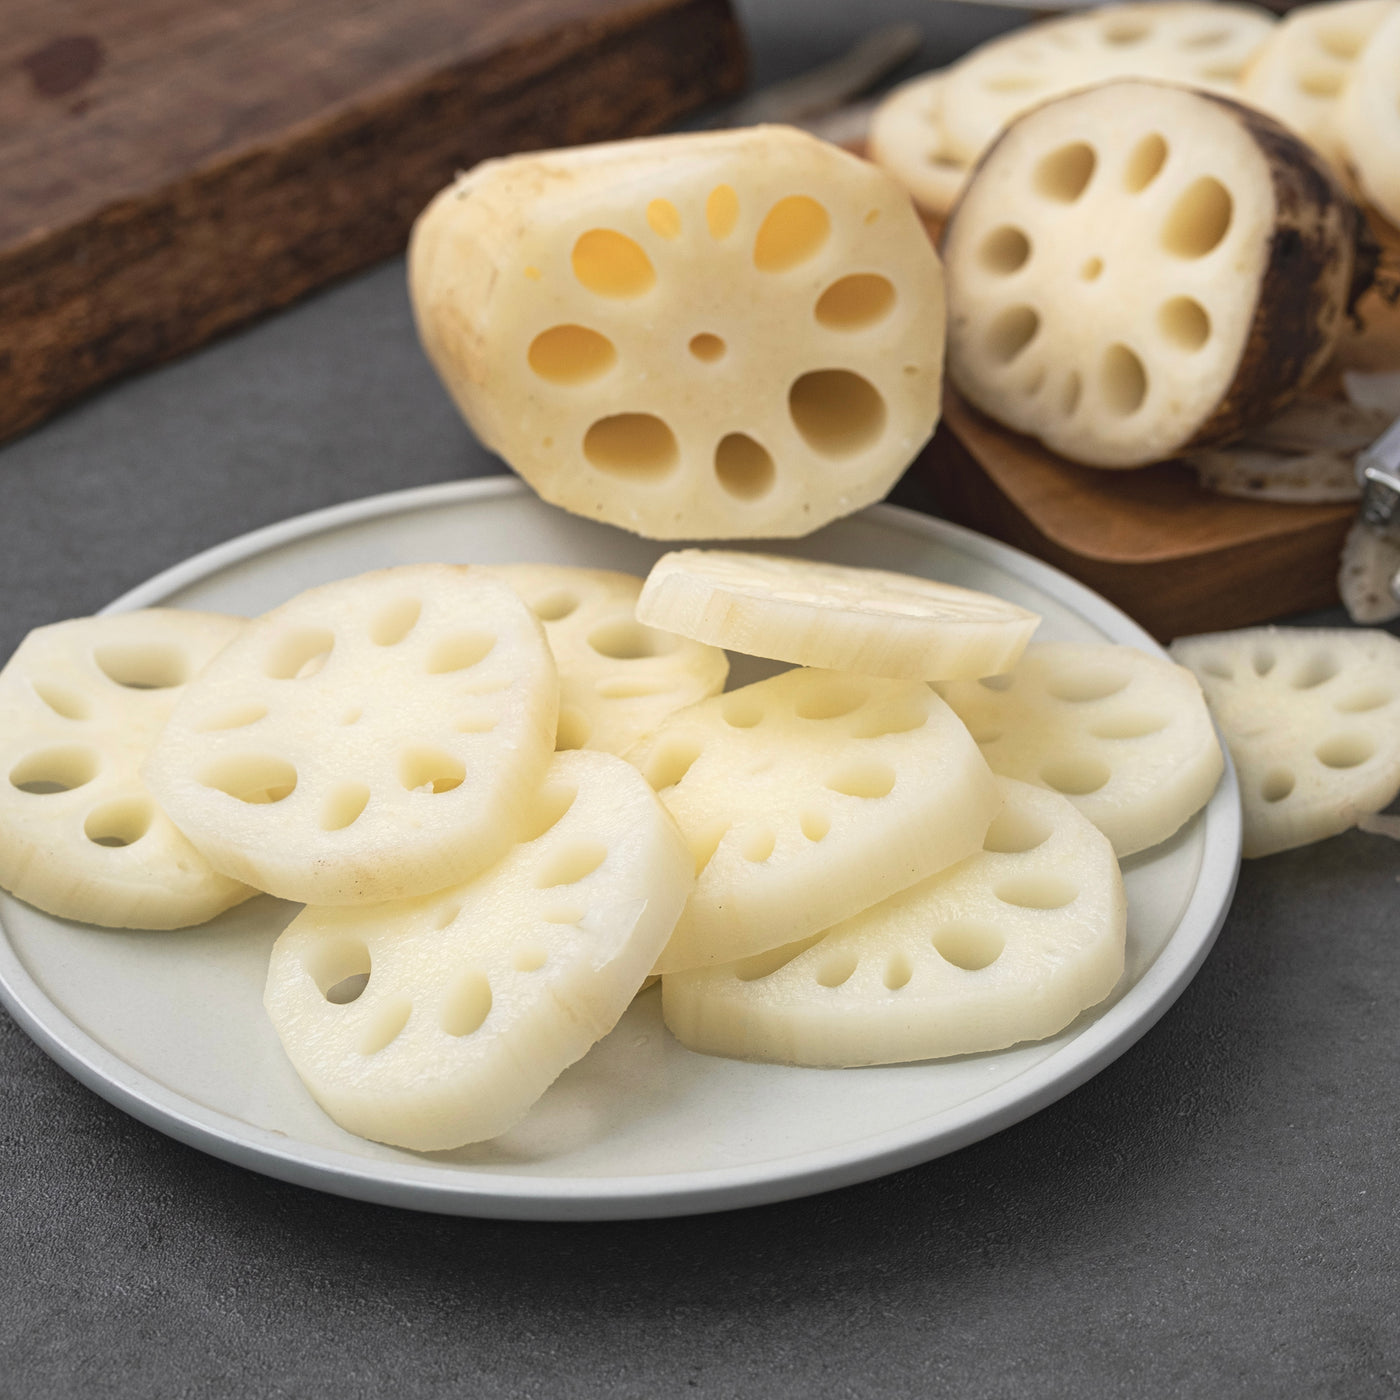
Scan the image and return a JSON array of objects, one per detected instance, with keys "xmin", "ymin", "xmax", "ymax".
[{"xmin": 0, "ymin": 478, "xmax": 1240, "ymax": 1220}]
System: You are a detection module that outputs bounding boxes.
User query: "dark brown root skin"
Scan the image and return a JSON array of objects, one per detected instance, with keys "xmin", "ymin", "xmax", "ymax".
[{"xmin": 1185, "ymin": 93, "xmax": 1369, "ymax": 454}]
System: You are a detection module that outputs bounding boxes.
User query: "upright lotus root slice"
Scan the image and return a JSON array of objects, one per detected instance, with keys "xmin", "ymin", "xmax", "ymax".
[
  {"xmin": 482, "ymin": 564, "xmax": 727, "ymax": 755},
  {"xmin": 1336, "ymin": 6, "xmax": 1400, "ymax": 227},
  {"xmin": 625, "ymin": 668, "xmax": 1001, "ymax": 972},
  {"xmin": 942, "ymin": 80, "xmax": 1369, "ymax": 468},
  {"xmin": 1170, "ymin": 627, "xmax": 1400, "ymax": 857},
  {"xmin": 1240, "ymin": 0, "xmax": 1396, "ymax": 170},
  {"xmin": 409, "ymin": 126, "xmax": 946, "ymax": 539},
  {"xmin": 936, "ymin": 642, "xmax": 1223, "ymax": 857},
  {"xmin": 662, "ymin": 778, "xmax": 1125, "ymax": 1067},
  {"xmin": 636, "ymin": 550, "xmax": 1040, "ymax": 680},
  {"xmin": 144, "ymin": 566, "xmax": 558, "ymax": 906},
  {"xmin": 0, "ymin": 610, "xmax": 252, "ymax": 929},
  {"xmin": 867, "ymin": 71, "xmax": 973, "ymax": 218},
  {"xmin": 265, "ymin": 750, "xmax": 693, "ymax": 1150},
  {"xmin": 940, "ymin": 3, "xmax": 1275, "ymax": 166}
]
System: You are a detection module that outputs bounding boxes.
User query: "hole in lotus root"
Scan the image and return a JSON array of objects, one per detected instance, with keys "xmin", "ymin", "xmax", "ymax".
[
  {"xmin": 597, "ymin": 676, "xmax": 673, "ymax": 699},
  {"xmin": 536, "ymin": 841, "xmax": 607, "ymax": 887},
  {"xmin": 734, "ymin": 932, "xmax": 826, "ymax": 982},
  {"xmin": 979, "ymin": 228, "xmax": 1031, "ymax": 276},
  {"xmin": 826, "ymin": 761, "xmax": 896, "ymax": 799},
  {"xmin": 883, "ymin": 953, "xmax": 913, "ymax": 991},
  {"xmin": 1317, "ymin": 26, "xmax": 1365, "ymax": 60},
  {"xmin": 93, "ymin": 642, "xmax": 189, "ymax": 690},
  {"xmin": 528, "ymin": 325, "xmax": 617, "ymax": 385},
  {"xmin": 1041, "ymin": 756, "xmax": 1111, "ymax": 796},
  {"xmin": 800, "ymin": 809, "xmax": 830, "ymax": 842},
  {"xmin": 583, "ymin": 414, "xmax": 679, "ymax": 480},
  {"xmin": 1124, "ymin": 133, "xmax": 1168, "ymax": 192},
  {"xmin": 266, "ymin": 628, "xmax": 334, "ymax": 681},
  {"xmin": 933, "ymin": 921, "xmax": 1005, "ymax": 971},
  {"xmin": 1182, "ymin": 28, "xmax": 1228, "ymax": 48},
  {"xmin": 644, "ymin": 738, "xmax": 701, "ymax": 791},
  {"xmin": 647, "ymin": 199, "xmax": 681, "ymax": 239},
  {"xmin": 1062, "ymin": 372, "xmax": 1083, "ymax": 416},
  {"xmin": 754, "ymin": 196, "xmax": 830, "ymax": 272},
  {"xmin": 741, "ymin": 828, "xmax": 776, "ymax": 863},
  {"xmin": 588, "ymin": 619, "xmax": 677, "ymax": 660},
  {"xmin": 197, "ymin": 702, "xmax": 268, "ymax": 732},
  {"xmin": 84, "ymin": 798, "xmax": 154, "ymax": 847},
  {"xmin": 706, "ymin": 185, "xmax": 739, "ymax": 240},
  {"xmin": 305, "ymin": 938, "xmax": 371, "ymax": 1002},
  {"xmin": 1080, "ymin": 257, "xmax": 1104, "ymax": 282},
  {"xmin": 816, "ymin": 951, "xmax": 858, "ymax": 988},
  {"xmin": 369, "ymin": 597, "xmax": 421, "ymax": 647},
  {"xmin": 399, "ymin": 748, "xmax": 465, "ymax": 794},
  {"xmin": 572, "ymin": 230, "xmax": 655, "ymax": 297},
  {"xmin": 985, "ymin": 72, "xmax": 1042, "ymax": 93},
  {"xmin": 987, "ymin": 306, "xmax": 1040, "ymax": 364},
  {"xmin": 519, "ymin": 783, "xmax": 578, "ymax": 843},
  {"xmin": 816, "ymin": 274, "xmax": 897, "ymax": 329},
  {"xmin": 796, "ymin": 677, "xmax": 867, "ymax": 721},
  {"xmin": 427, "ymin": 631, "xmax": 496, "ymax": 674},
  {"xmin": 1291, "ymin": 652, "xmax": 1339, "ymax": 690},
  {"xmin": 515, "ymin": 948, "xmax": 548, "ymax": 972},
  {"xmin": 1316, "ymin": 734, "xmax": 1374, "ymax": 769},
  {"xmin": 1159, "ymin": 297, "xmax": 1211, "ymax": 352},
  {"xmin": 199, "ymin": 753, "xmax": 297, "ymax": 804},
  {"xmin": 1162, "ymin": 178, "xmax": 1233, "ymax": 259},
  {"xmin": 689, "ymin": 333, "xmax": 726, "ymax": 362},
  {"xmin": 983, "ymin": 806, "xmax": 1052, "ymax": 854},
  {"xmin": 1261, "ymin": 769, "xmax": 1295, "ymax": 803},
  {"xmin": 791, "ymin": 371, "xmax": 888, "ymax": 463},
  {"xmin": 441, "ymin": 972, "xmax": 492, "ymax": 1038},
  {"xmin": 455, "ymin": 712, "xmax": 497, "ymax": 734},
  {"xmin": 1253, "ymin": 646, "xmax": 1276, "ymax": 677},
  {"xmin": 1046, "ymin": 667, "xmax": 1129, "ymax": 702},
  {"xmin": 1034, "ymin": 143, "xmax": 1097, "ymax": 202},
  {"xmin": 544, "ymin": 905, "xmax": 581, "ymax": 925},
  {"xmin": 1199, "ymin": 656, "xmax": 1233, "ymax": 680},
  {"xmin": 719, "ymin": 693, "xmax": 764, "ymax": 729},
  {"xmin": 322, "ymin": 783, "xmax": 370, "ymax": 832},
  {"xmin": 532, "ymin": 590, "xmax": 579, "ymax": 622},
  {"xmin": 31, "ymin": 680, "xmax": 89, "ymax": 720},
  {"xmin": 691, "ymin": 823, "xmax": 730, "ymax": 877},
  {"xmin": 1101, "ymin": 344, "xmax": 1148, "ymax": 416},
  {"xmin": 1299, "ymin": 67, "xmax": 1345, "ymax": 98},
  {"xmin": 848, "ymin": 696, "xmax": 928, "ymax": 738},
  {"xmin": 994, "ymin": 874, "xmax": 1078, "ymax": 910},
  {"xmin": 1100, "ymin": 16, "xmax": 1150, "ymax": 43},
  {"xmin": 360, "ymin": 998, "xmax": 411, "ymax": 1056},
  {"xmin": 714, "ymin": 433, "xmax": 775, "ymax": 500},
  {"xmin": 980, "ymin": 673, "xmax": 1015, "ymax": 691},
  {"xmin": 1334, "ymin": 686, "xmax": 1393, "ymax": 714},
  {"xmin": 1091, "ymin": 711, "xmax": 1168, "ymax": 740},
  {"xmin": 433, "ymin": 903, "xmax": 462, "ymax": 930}
]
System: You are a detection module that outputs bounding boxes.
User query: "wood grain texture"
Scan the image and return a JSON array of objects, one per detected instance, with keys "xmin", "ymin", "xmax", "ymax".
[{"xmin": 0, "ymin": 0, "xmax": 746, "ymax": 442}]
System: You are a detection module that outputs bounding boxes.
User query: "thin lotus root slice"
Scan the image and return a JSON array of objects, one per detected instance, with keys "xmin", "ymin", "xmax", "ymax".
[
  {"xmin": 1241, "ymin": 0, "xmax": 1396, "ymax": 169},
  {"xmin": 662, "ymin": 778, "xmax": 1125, "ymax": 1067},
  {"xmin": 942, "ymin": 80, "xmax": 1363, "ymax": 468},
  {"xmin": 482, "ymin": 564, "xmax": 727, "ymax": 756},
  {"xmin": 625, "ymin": 667, "xmax": 1001, "ymax": 973},
  {"xmin": 144, "ymin": 565, "xmax": 558, "ymax": 906},
  {"xmin": 408, "ymin": 125, "xmax": 946, "ymax": 539},
  {"xmin": 265, "ymin": 749, "xmax": 693, "ymax": 1150},
  {"xmin": 1171, "ymin": 626, "xmax": 1400, "ymax": 856},
  {"xmin": 1187, "ymin": 446, "xmax": 1361, "ymax": 503},
  {"xmin": 867, "ymin": 71, "xmax": 973, "ymax": 218},
  {"xmin": 940, "ymin": 2, "xmax": 1276, "ymax": 166},
  {"xmin": 1336, "ymin": 5, "xmax": 1400, "ymax": 227},
  {"xmin": 1339, "ymin": 521, "xmax": 1400, "ymax": 624},
  {"xmin": 636, "ymin": 550, "xmax": 1040, "ymax": 680},
  {"xmin": 936, "ymin": 642, "xmax": 1224, "ymax": 857},
  {"xmin": 0, "ymin": 610, "xmax": 253, "ymax": 929}
]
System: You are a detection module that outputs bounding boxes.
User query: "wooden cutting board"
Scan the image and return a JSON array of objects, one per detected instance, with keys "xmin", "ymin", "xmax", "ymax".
[
  {"xmin": 923, "ymin": 214, "xmax": 1400, "ymax": 641},
  {"xmin": 0, "ymin": 0, "xmax": 746, "ymax": 443}
]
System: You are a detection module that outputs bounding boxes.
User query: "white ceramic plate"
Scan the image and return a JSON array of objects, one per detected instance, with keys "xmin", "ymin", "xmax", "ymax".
[{"xmin": 0, "ymin": 478, "xmax": 1240, "ymax": 1220}]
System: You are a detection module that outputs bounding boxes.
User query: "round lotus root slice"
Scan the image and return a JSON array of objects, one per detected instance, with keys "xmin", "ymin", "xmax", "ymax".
[
  {"xmin": 482, "ymin": 564, "xmax": 728, "ymax": 755},
  {"xmin": 936, "ymin": 641, "xmax": 1224, "ymax": 857},
  {"xmin": 0, "ymin": 610, "xmax": 253, "ymax": 929},
  {"xmin": 625, "ymin": 667, "xmax": 1001, "ymax": 973},
  {"xmin": 1171, "ymin": 627, "xmax": 1400, "ymax": 858},
  {"xmin": 940, "ymin": 2, "xmax": 1276, "ymax": 166},
  {"xmin": 1336, "ymin": 6, "xmax": 1400, "ymax": 228},
  {"xmin": 1240, "ymin": 0, "xmax": 1396, "ymax": 170},
  {"xmin": 662, "ymin": 778, "xmax": 1126, "ymax": 1067},
  {"xmin": 942, "ymin": 80, "xmax": 1369, "ymax": 469},
  {"xmin": 636, "ymin": 550, "xmax": 1040, "ymax": 680},
  {"xmin": 144, "ymin": 565, "xmax": 558, "ymax": 906},
  {"xmin": 265, "ymin": 749, "xmax": 694, "ymax": 1150},
  {"xmin": 408, "ymin": 125, "xmax": 946, "ymax": 539},
  {"xmin": 867, "ymin": 71, "xmax": 973, "ymax": 218}
]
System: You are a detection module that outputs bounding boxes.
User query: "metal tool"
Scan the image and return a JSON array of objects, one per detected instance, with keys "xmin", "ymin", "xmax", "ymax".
[{"xmin": 1354, "ymin": 413, "xmax": 1400, "ymax": 606}]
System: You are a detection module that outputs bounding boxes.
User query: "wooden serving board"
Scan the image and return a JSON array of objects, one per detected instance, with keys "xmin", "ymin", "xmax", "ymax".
[
  {"xmin": 0, "ymin": 0, "xmax": 746, "ymax": 443},
  {"xmin": 924, "ymin": 215, "xmax": 1400, "ymax": 642}
]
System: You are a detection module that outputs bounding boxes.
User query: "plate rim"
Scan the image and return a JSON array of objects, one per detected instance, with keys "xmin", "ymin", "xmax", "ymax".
[{"xmin": 0, "ymin": 475, "xmax": 1242, "ymax": 1220}]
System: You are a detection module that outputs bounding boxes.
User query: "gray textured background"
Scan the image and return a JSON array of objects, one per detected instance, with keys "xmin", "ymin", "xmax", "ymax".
[{"xmin": 3, "ymin": 3, "xmax": 1398, "ymax": 1396}]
